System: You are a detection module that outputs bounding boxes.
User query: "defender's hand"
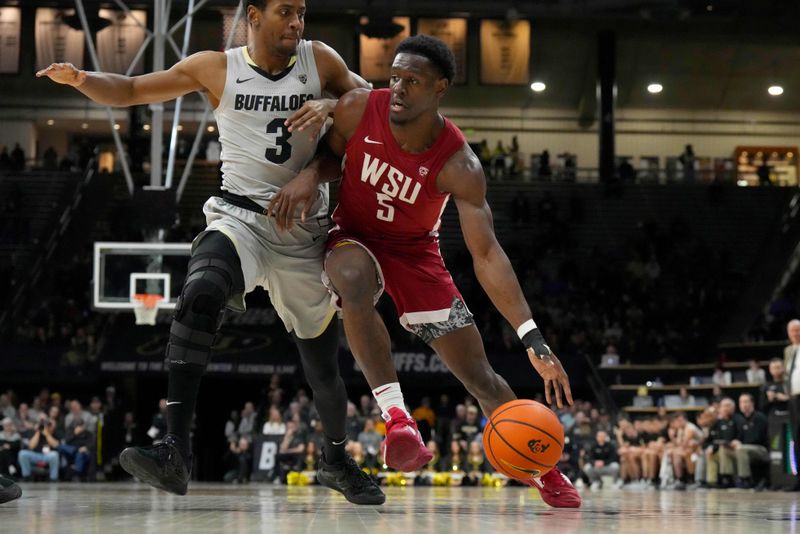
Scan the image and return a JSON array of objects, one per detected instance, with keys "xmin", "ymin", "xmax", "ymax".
[
  {"xmin": 527, "ymin": 348, "xmax": 573, "ymax": 409},
  {"xmin": 285, "ymin": 99, "xmax": 333, "ymax": 141},
  {"xmin": 268, "ymin": 169, "xmax": 320, "ymax": 230},
  {"xmin": 36, "ymin": 63, "xmax": 87, "ymax": 86}
]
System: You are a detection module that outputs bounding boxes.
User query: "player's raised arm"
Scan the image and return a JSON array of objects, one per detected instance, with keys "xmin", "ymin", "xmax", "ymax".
[
  {"xmin": 438, "ymin": 145, "xmax": 573, "ymax": 408},
  {"xmin": 36, "ymin": 51, "xmax": 225, "ymax": 108}
]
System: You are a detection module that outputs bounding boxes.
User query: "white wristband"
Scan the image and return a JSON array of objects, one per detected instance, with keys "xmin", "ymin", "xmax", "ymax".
[{"xmin": 516, "ymin": 319, "xmax": 537, "ymax": 340}]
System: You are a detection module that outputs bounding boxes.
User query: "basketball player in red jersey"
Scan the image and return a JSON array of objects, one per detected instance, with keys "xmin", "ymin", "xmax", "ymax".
[{"xmin": 270, "ymin": 35, "xmax": 580, "ymax": 507}]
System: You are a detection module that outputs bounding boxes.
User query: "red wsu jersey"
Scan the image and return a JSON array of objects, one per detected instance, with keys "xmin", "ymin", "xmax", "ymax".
[{"xmin": 332, "ymin": 89, "xmax": 466, "ymax": 245}]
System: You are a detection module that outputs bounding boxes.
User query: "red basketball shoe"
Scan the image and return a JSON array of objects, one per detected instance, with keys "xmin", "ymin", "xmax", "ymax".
[
  {"xmin": 526, "ymin": 467, "xmax": 582, "ymax": 508},
  {"xmin": 380, "ymin": 407, "xmax": 433, "ymax": 471}
]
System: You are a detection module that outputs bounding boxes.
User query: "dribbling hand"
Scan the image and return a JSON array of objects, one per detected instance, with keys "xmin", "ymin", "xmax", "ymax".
[
  {"xmin": 36, "ymin": 63, "xmax": 86, "ymax": 87},
  {"xmin": 527, "ymin": 348, "xmax": 573, "ymax": 409}
]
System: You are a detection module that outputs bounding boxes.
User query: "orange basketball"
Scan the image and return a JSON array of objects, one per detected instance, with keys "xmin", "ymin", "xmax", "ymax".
[{"xmin": 482, "ymin": 399, "xmax": 564, "ymax": 480}]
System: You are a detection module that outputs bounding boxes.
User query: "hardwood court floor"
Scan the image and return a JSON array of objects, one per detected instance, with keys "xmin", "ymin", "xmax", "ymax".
[{"xmin": 0, "ymin": 482, "xmax": 796, "ymax": 533}]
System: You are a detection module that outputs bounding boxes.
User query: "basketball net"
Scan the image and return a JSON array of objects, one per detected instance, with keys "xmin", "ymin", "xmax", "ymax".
[{"xmin": 132, "ymin": 293, "xmax": 164, "ymax": 325}]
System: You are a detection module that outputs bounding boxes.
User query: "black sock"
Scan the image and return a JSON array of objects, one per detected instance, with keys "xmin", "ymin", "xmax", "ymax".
[
  {"xmin": 294, "ymin": 319, "xmax": 349, "ymax": 464},
  {"xmin": 323, "ymin": 435, "xmax": 347, "ymax": 464},
  {"xmin": 166, "ymin": 362, "xmax": 205, "ymax": 458}
]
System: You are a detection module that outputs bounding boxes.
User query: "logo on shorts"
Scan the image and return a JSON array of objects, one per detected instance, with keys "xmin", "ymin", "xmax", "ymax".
[
  {"xmin": 419, "ymin": 166, "xmax": 429, "ymax": 177},
  {"xmin": 527, "ymin": 439, "xmax": 550, "ymax": 454}
]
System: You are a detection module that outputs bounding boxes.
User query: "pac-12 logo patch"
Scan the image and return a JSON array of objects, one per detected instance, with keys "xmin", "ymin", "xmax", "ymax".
[{"xmin": 418, "ymin": 166, "xmax": 429, "ymax": 177}]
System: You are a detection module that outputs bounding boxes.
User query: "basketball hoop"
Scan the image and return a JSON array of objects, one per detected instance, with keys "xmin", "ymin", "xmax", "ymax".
[{"xmin": 132, "ymin": 293, "xmax": 164, "ymax": 325}]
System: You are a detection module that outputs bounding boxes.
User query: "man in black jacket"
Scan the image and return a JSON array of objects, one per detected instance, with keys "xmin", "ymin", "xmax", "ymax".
[
  {"xmin": 732, "ymin": 393, "xmax": 769, "ymax": 489},
  {"xmin": 704, "ymin": 397, "xmax": 741, "ymax": 488},
  {"xmin": 582, "ymin": 430, "xmax": 619, "ymax": 489}
]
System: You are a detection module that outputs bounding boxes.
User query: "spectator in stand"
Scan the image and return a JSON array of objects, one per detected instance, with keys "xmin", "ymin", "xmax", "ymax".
[
  {"xmin": 10, "ymin": 143, "xmax": 25, "ymax": 171},
  {"xmin": 223, "ymin": 437, "xmax": 252, "ymax": 484},
  {"xmin": 538, "ymin": 150, "xmax": 552, "ymax": 179},
  {"xmin": 0, "ymin": 395, "xmax": 15, "ymax": 421},
  {"xmin": 663, "ymin": 412, "xmax": 701, "ymax": 490},
  {"xmin": 444, "ymin": 440, "xmax": 464, "ymax": 474},
  {"xmin": 18, "ymin": 417, "xmax": 61, "ymax": 481},
  {"xmin": 675, "ymin": 387, "xmax": 697, "ymax": 408},
  {"xmin": 308, "ymin": 419, "xmax": 325, "ymax": 453},
  {"xmin": 48, "ymin": 405, "xmax": 65, "ymax": 438},
  {"xmin": 704, "ymin": 397, "xmax": 740, "ymax": 488},
  {"xmin": 262, "ymin": 406, "xmax": 286, "ymax": 436},
  {"xmin": 746, "ymin": 360, "xmax": 766, "ymax": 385},
  {"xmin": 147, "ymin": 399, "xmax": 167, "ymax": 444},
  {"xmin": 224, "ymin": 410, "xmax": 240, "ymax": 443},
  {"xmin": 303, "ymin": 441, "xmax": 320, "ymax": 471},
  {"xmin": 238, "ymin": 402, "xmax": 257, "ymax": 440},
  {"xmin": 464, "ymin": 441, "xmax": 489, "ymax": 486},
  {"xmin": 761, "ymin": 358, "xmax": 790, "ymax": 416},
  {"xmin": 0, "ymin": 418, "xmax": 21, "ymax": 477},
  {"xmin": 358, "ymin": 395, "xmax": 373, "ymax": 419},
  {"xmin": 449, "ymin": 404, "xmax": 466, "ymax": 442},
  {"xmin": 732, "ymin": 393, "xmax": 769, "ymax": 489},
  {"xmin": 679, "ymin": 144, "xmax": 696, "ymax": 182},
  {"xmin": 122, "ymin": 412, "xmax": 137, "ymax": 451},
  {"xmin": 454, "ymin": 406, "xmax": 482, "ymax": 450},
  {"xmin": 65, "ymin": 400, "xmax": 90, "ymax": 437},
  {"xmin": 347, "ymin": 441, "xmax": 366, "ymax": 467},
  {"xmin": 86, "ymin": 396, "xmax": 103, "ymax": 435},
  {"xmin": 42, "ymin": 146, "xmax": 58, "ymax": 170},
  {"xmin": 435, "ymin": 394, "xmax": 454, "ymax": 449},
  {"xmin": 357, "ymin": 418, "xmax": 382, "ymax": 467},
  {"xmin": 712, "ymin": 365, "xmax": 732, "ymax": 386},
  {"xmin": 583, "ymin": 430, "xmax": 619, "ymax": 490},
  {"xmin": 278, "ymin": 420, "xmax": 305, "ymax": 472},
  {"xmin": 14, "ymin": 403, "xmax": 35, "ymax": 435},
  {"xmin": 412, "ymin": 397, "xmax": 435, "ymax": 443},
  {"xmin": 345, "ymin": 402, "xmax": 362, "ymax": 440},
  {"xmin": 57, "ymin": 419, "xmax": 93, "ymax": 481},
  {"xmin": 710, "ymin": 385, "xmax": 724, "ymax": 406}
]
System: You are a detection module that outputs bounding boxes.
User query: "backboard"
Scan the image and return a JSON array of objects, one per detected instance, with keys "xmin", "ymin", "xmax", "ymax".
[{"xmin": 92, "ymin": 242, "xmax": 192, "ymax": 311}]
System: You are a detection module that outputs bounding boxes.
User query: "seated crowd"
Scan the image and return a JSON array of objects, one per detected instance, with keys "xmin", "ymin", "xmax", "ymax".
[{"xmin": 0, "ymin": 386, "xmax": 126, "ymax": 482}]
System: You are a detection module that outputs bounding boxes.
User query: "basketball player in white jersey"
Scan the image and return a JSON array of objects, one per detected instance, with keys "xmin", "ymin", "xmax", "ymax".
[{"xmin": 37, "ymin": 0, "xmax": 384, "ymax": 504}]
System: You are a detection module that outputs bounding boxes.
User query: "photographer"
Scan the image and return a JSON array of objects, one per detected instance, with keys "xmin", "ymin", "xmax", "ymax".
[
  {"xmin": 703, "ymin": 398, "xmax": 741, "ymax": 488},
  {"xmin": 18, "ymin": 417, "xmax": 61, "ymax": 481}
]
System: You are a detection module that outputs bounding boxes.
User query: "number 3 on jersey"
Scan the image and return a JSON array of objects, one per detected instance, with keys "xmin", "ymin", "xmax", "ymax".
[
  {"xmin": 265, "ymin": 118, "xmax": 292, "ymax": 164},
  {"xmin": 376, "ymin": 193, "xmax": 394, "ymax": 222}
]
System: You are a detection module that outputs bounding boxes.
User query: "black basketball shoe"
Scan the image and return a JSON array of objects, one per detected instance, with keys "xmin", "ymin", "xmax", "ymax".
[
  {"xmin": 119, "ymin": 434, "xmax": 191, "ymax": 495},
  {"xmin": 317, "ymin": 455, "xmax": 385, "ymax": 505},
  {"xmin": 0, "ymin": 474, "xmax": 22, "ymax": 504}
]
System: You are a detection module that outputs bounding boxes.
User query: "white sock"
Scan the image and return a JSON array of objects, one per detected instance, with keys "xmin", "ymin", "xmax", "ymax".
[{"xmin": 371, "ymin": 382, "xmax": 408, "ymax": 420}]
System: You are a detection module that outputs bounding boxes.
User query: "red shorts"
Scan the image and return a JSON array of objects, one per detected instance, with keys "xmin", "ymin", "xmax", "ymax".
[{"xmin": 324, "ymin": 227, "xmax": 467, "ymax": 331}]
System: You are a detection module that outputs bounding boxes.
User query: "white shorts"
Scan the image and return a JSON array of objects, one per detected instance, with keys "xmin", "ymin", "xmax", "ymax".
[{"xmin": 197, "ymin": 196, "xmax": 335, "ymax": 339}]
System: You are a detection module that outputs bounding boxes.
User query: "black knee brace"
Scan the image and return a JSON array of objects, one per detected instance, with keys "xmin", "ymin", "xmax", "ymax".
[{"xmin": 165, "ymin": 232, "xmax": 244, "ymax": 368}]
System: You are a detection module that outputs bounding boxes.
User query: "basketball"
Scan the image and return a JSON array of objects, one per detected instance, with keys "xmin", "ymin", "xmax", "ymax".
[{"xmin": 483, "ymin": 399, "xmax": 564, "ymax": 479}]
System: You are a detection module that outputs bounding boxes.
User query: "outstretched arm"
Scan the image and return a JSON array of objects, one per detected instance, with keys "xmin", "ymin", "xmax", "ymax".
[
  {"xmin": 36, "ymin": 51, "xmax": 225, "ymax": 107},
  {"xmin": 439, "ymin": 145, "xmax": 573, "ymax": 407}
]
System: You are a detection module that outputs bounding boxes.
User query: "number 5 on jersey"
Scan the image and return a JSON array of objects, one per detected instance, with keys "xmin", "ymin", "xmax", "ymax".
[
  {"xmin": 265, "ymin": 118, "xmax": 292, "ymax": 164},
  {"xmin": 376, "ymin": 193, "xmax": 394, "ymax": 222}
]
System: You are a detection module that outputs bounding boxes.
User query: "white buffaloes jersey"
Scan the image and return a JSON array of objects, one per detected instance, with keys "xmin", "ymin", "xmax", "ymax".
[{"xmin": 214, "ymin": 42, "xmax": 327, "ymax": 217}]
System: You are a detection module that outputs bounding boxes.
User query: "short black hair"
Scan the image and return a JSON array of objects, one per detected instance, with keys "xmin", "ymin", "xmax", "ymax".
[
  {"xmin": 395, "ymin": 35, "xmax": 456, "ymax": 84},
  {"xmin": 245, "ymin": 0, "xmax": 268, "ymax": 9}
]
